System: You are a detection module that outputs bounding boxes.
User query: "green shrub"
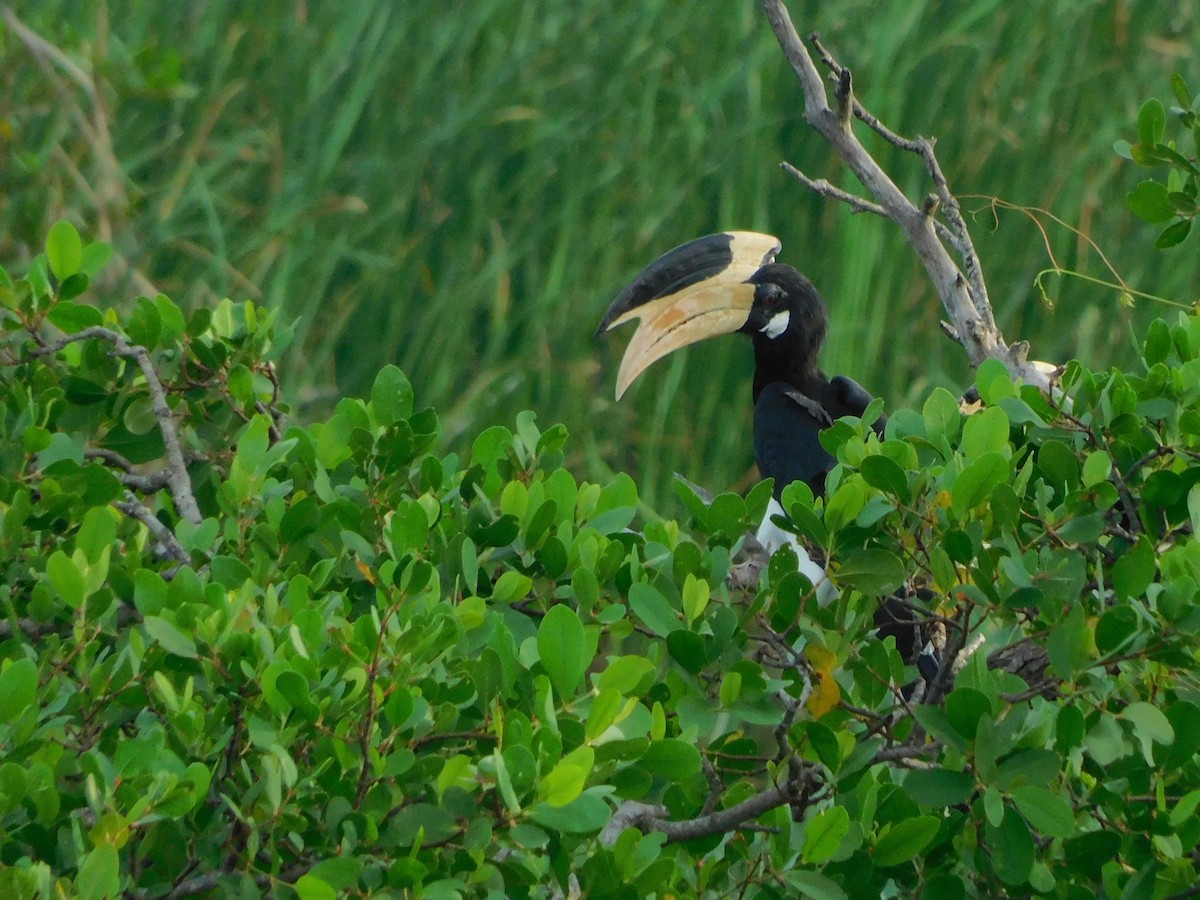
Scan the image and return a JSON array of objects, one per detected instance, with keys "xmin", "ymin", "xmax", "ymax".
[{"xmin": 2, "ymin": 225, "xmax": 1198, "ymax": 896}]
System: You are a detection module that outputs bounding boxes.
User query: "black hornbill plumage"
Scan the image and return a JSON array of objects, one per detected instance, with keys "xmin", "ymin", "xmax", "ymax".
[{"xmin": 597, "ymin": 231, "xmax": 936, "ymax": 678}]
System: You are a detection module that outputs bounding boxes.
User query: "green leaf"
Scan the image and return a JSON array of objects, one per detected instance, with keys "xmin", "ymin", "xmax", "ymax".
[
  {"xmin": 596, "ymin": 472, "xmax": 638, "ymax": 514},
  {"xmin": 538, "ymin": 604, "xmax": 590, "ymax": 699},
  {"xmin": 945, "ymin": 688, "xmax": 991, "ymax": 743},
  {"xmin": 597, "ymin": 655, "xmax": 655, "ymax": 695},
  {"xmin": 639, "ymin": 739, "xmax": 701, "ymax": 777},
  {"xmin": 872, "ymin": 815, "xmax": 940, "ymax": 867},
  {"xmin": 951, "ymin": 453, "xmax": 1009, "ymax": 515},
  {"xmin": 627, "ymin": 583, "xmax": 680, "ymax": 637},
  {"xmin": 276, "ymin": 670, "xmax": 319, "ymax": 721},
  {"xmin": 859, "ymin": 455, "xmax": 909, "ymax": 499},
  {"xmin": 961, "ymin": 406, "xmax": 1010, "ymax": 458},
  {"xmin": 490, "ymin": 570, "xmax": 532, "ymax": 602},
  {"xmin": 308, "ymin": 858, "xmax": 363, "ymax": 891},
  {"xmin": 471, "ymin": 424, "xmax": 513, "ymax": 469},
  {"xmin": 46, "ymin": 220, "xmax": 83, "ymax": 280},
  {"xmin": 986, "ymin": 806, "xmax": 1035, "ymax": 886},
  {"xmin": 0, "ymin": 659, "xmax": 38, "ymax": 724},
  {"xmin": 46, "ymin": 550, "xmax": 87, "ymax": 607},
  {"xmin": 1095, "ymin": 606, "xmax": 1138, "ymax": 654},
  {"xmin": 371, "ymin": 364, "xmax": 414, "ymax": 426},
  {"xmin": 785, "ymin": 871, "xmax": 848, "ymax": 900},
  {"xmin": 803, "ymin": 806, "xmax": 849, "ymax": 864},
  {"xmin": 681, "ymin": 573, "xmax": 710, "ymax": 625},
  {"xmin": 1080, "ymin": 450, "xmax": 1111, "ymax": 487},
  {"xmin": 586, "ymin": 688, "xmax": 624, "ymax": 739},
  {"xmin": 837, "ymin": 548, "xmax": 905, "ymax": 597},
  {"xmin": 912, "ymin": 705, "xmax": 968, "ymax": 751},
  {"xmin": 1047, "ymin": 604, "xmax": 1091, "ymax": 677},
  {"xmin": 125, "ymin": 296, "xmax": 162, "ymax": 349},
  {"xmin": 281, "ymin": 495, "xmax": 321, "ymax": 543},
  {"xmin": 903, "ymin": 768, "xmax": 974, "ymax": 808},
  {"xmin": 1163, "ymin": 701, "xmax": 1200, "ymax": 769},
  {"xmin": 922, "ymin": 388, "xmax": 961, "ymax": 444},
  {"xmin": 1157, "ymin": 218, "xmax": 1192, "ymax": 248},
  {"xmin": 795, "ymin": 720, "xmax": 842, "ymax": 770},
  {"xmin": 231, "ymin": 415, "xmax": 271, "ymax": 484},
  {"xmin": 1086, "ymin": 714, "xmax": 1128, "ymax": 766},
  {"xmin": 47, "ymin": 300, "xmax": 102, "ymax": 333},
  {"xmin": 538, "ymin": 747, "xmax": 593, "ymax": 806},
  {"xmin": 1112, "ymin": 535, "xmax": 1155, "ymax": 600},
  {"xmin": 1171, "ymin": 73, "xmax": 1193, "ymax": 108},
  {"xmin": 294, "ymin": 874, "xmax": 337, "ymax": 900},
  {"xmin": 143, "ymin": 615, "xmax": 198, "ymax": 659},
  {"xmin": 526, "ymin": 792, "xmax": 609, "ymax": 833},
  {"xmin": 1127, "ymin": 181, "xmax": 1176, "ymax": 223},
  {"xmin": 1122, "ymin": 701, "xmax": 1174, "ymax": 763},
  {"xmin": 666, "ymin": 630, "xmax": 706, "ymax": 674},
  {"xmin": 59, "ymin": 270, "xmax": 89, "ymax": 299},
  {"xmin": 77, "ymin": 507, "xmax": 120, "ymax": 565},
  {"xmin": 76, "ymin": 843, "xmax": 119, "ymax": 900},
  {"xmin": 1137, "ymin": 98, "xmax": 1167, "ymax": 146},
  {"xmin": 975, "ymin": 358, "xmax": 1015, "ymax": 404},
  {"xmin": 1011, "ymin": 785, "xmax": 1075, "ymax": 838}
]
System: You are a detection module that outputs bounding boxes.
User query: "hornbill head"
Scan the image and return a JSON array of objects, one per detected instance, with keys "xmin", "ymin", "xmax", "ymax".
[{"xmin": 596, "ymin": 231, "xmax": 828, "ymax": 399}]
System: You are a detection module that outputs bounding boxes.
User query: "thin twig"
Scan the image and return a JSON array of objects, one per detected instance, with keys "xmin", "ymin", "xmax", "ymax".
[{"xmin": 780, "ymin": 162, "xmax": 887, "ymax": 217}]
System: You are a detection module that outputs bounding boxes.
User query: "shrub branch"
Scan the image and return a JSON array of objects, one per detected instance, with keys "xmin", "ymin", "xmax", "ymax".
[
  {"xmin": 32, "ymin": 326, "xmax": 202, "ymax": 524},
  {"xmin": 603, "ymin": 772, "xmax": 815, "ymax": 845}
]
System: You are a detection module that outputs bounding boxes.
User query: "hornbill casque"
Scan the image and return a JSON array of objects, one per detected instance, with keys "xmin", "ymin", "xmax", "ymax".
[{"xmin": 596, "ymin": 231, "xmax": 937, "ymax": 679}]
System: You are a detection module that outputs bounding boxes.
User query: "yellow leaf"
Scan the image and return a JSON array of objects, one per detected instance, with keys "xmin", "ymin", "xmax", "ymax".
[
  {"xmin": 807, "ymin": 670, "xmax": 841, "ymax": 719},
  {"xmin": 806, "ymin": 643, "xmax": 836, "ymax": 675},
  {"xmin": 806, "ymin": 644, "xmax": 841, "ymax": 719}
]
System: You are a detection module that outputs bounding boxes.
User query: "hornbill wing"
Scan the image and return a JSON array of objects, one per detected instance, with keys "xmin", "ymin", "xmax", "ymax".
[
  {"xmin": 829, "ymin": 374, "xmax": 887, "ymax": 436},
  {"xmin": 596, "ymin": 231, "xmax": 781, "ymax": 399},
  {"xmin": 753, "ymin": 382, "xmax": 835, "ymax": 502}
]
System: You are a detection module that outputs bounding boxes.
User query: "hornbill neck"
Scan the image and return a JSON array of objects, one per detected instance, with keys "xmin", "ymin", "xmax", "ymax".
[{"xmin": 750, "ymin": 329, "xmax": 826, "ymax": 403}]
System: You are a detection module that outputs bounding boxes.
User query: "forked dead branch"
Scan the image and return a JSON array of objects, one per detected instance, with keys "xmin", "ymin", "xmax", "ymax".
[{"xmin": 762, "ymin": 0, "xmax": 1051, "ymax": 390}]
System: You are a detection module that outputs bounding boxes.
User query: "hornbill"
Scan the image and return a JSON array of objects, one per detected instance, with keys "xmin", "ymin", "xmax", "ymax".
[{"xmin": 597, "ymin": 231, "xmax": 937, "ymax": 679}]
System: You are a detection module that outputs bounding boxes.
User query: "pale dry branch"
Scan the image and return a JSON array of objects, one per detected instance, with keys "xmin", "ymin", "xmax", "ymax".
[{"xmin": 761, "ymin": 0, "xmax": 1050, "ymax": 389}]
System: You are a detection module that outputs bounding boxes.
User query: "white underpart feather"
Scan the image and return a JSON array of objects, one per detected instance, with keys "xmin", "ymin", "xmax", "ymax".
[
  {"xmin": 760, "ymin": 310, "xmax": 790, "ymax": 340},
  {"xmin": 756, "ymin": 497, "xmax": 836, "ymax": 605}
]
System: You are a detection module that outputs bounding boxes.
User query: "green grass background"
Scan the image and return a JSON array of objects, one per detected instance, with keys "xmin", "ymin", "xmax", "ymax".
[{"xmin": 3, "ymin": 1, "xmax": 1196, "ymax": 510}]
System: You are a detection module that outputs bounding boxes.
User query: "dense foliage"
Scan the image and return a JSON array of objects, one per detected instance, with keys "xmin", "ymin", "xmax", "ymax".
[
  {"xmin": 2, "ymin": 2, "xmax": 1197, "ymax": 510},
  {"xmin": 2, "ymin": 224, "xmax": 1199, "ymax": 898}
]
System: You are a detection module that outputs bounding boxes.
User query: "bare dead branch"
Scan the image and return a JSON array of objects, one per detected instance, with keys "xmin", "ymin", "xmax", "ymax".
[{"xmin": 761, "ymin": 0, "xmax": 1049, "ymax": 389}]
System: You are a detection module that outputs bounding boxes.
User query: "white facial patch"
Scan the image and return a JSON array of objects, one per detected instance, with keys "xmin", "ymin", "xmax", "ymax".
[{"xmin": 760, "ymin": 310, "xmax": 790, "ymax": 339}]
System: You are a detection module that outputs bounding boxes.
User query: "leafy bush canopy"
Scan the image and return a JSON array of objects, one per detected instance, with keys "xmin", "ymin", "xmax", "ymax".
[{"xmin": 2, "ymin": 224, "xmax": 1200, "ymax": 898}]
